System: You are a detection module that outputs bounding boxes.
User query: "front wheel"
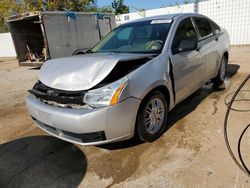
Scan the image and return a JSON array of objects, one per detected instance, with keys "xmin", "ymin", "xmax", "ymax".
[
  {"xmin": 212, "ymin": 56, "xmax": 228, "ymax": 88},
  {"xmin": 136, "ymin": 91, "xmax": 168, "ymax": 142}
]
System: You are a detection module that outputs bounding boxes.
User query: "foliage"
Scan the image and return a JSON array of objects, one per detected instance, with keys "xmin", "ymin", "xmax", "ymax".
[
  {"xmin": 111, "ymin": 0, "xmax": 129, "ymax": 15},
  {"xmin": 183, "ymin": 0, "xmax": 190, "ymax": 4},
  {"xmin": 95, "ymin": 6, "xmax": 113, "ymax": 13},
  {"xmin": 0, "ymin": 0, "xmax": 108, "ymax": 33},
  {"xmin": 0, "ymin": 0, "xmax": 130, "ymax": 32},
  {"xmin": 0, "ymin": 0, "xmax": 23, "ymax": 32},
  {"xmin": 46, "ymin": 0, "xmax": 96, "ymax": 11},
  {"xmin": 87, "ymin": 1, "xmax": 113, "ymax": 13}
]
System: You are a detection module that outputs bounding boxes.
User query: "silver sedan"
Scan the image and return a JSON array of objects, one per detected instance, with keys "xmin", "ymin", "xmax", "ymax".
[{"xmin": 26, "ymin": 13, "xmax": 230, "ymax": 145}]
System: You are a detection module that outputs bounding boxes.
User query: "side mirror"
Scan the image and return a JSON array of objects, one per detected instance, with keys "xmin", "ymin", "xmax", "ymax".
[{"xmin": 173, "ymin": 38, "xmax": 198, "ymax": 54}]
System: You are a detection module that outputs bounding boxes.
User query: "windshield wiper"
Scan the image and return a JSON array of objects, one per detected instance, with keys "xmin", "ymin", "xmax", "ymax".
[{"xmin": 93, "ymin": 50, "xmax": 123, "ymax": 53}]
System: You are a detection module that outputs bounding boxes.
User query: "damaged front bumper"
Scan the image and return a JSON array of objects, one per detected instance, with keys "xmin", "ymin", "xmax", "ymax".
[{"xmin": 26, "ymin": 94, "xmax": 141, "ymax": 145}]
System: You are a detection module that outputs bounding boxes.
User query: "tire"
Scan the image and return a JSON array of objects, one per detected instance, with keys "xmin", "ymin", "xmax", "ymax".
[
  {"xmin": 212, "ymin": 56, "xmax": 228, "ymax": 88},
  {"xmin": 136, "ymin": 91, "xmax": 168, "ymax": 142}
]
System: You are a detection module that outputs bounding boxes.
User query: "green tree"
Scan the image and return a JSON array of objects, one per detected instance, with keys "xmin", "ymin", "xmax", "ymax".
[
  {"xmin": 0, "ymin": 0, "xmax": 23, "ymax": 32},
  {"xmin": 0, "ymin": 0, "xmax": 97, "ymax": 33},
  {"xmin": 82, "ymin": 0, "xmax": 113, "ymax": 13},
  {"xmin": 111, "ymin": 0, "xmax": 129, "ymax": 15},
  {"xmin": 47, "ymin": 0, "xmax": 95, "ymax": 11},
  {"xmin": 97, "ymin": 6, "xmax": 113, "ymax": 13}
]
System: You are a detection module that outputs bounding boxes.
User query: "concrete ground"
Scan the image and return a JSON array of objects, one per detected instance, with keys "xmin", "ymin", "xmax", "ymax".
[{"xmin": 0, "ymin": 46, "xmax": 249, "ymax": 188}]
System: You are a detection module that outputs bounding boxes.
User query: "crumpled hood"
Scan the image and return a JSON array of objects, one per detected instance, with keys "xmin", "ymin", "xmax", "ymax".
[{"xmin": 39, "ymin": 53, "xmax": 151, "ymax": 91}]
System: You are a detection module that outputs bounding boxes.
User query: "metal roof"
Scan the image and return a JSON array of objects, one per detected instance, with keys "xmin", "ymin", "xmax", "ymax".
[{"xmin": 123, "ymin": 13, "xmax": 203, "ymax": 24}]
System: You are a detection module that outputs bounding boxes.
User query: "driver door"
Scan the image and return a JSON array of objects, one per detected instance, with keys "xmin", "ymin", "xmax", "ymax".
[{"xmin": 169, "ymin": 17, "xmax": 205, "ymax": 103}]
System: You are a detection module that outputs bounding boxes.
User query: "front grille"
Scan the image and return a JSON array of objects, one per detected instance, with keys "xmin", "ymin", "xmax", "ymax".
[
  {"xmin": 29, "ymin": 81, "xmax": 86, "ymax": 105},
  {"xmin": 32, "ymin": 117, "xmax": 107, "ymax": 143}
]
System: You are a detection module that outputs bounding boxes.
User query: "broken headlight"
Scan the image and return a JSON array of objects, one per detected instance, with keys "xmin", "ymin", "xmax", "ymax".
[{"xmin": 83, "ymin": 77, "xmax": 129, "ymax": 108}]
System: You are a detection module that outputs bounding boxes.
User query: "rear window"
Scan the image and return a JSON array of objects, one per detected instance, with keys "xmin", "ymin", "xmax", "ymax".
[{"xmin": 194, "ymin": 17, "xmax": 213, "ymax": 39}]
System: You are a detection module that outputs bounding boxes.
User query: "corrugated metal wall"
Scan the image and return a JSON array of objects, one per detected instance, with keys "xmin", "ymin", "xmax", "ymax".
[
  {"xmin": 0, "ymin": 33, "xmax": 16, "ymax": 57},
  {"xmin": 116, "ymin": 0, "xmax": 250, "ymax": 45},
  {"xmin": 1, "ymin": 0, "xmax": 249, "ymax": 58}
]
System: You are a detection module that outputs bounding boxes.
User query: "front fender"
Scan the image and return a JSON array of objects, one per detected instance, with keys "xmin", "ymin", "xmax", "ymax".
[{"xmin": 120, "ymin": 52, "xmax": 175, "ymax": 109}]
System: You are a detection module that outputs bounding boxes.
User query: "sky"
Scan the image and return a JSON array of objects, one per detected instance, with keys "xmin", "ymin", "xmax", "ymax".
[{"xmin": 97, "ymin": 0, "xmax": 190, "ymax": 11}]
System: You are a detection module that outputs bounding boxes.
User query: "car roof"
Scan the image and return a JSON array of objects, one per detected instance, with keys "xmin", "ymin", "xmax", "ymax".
[{"xmin": 123, "ymin": 13, "xmax": 205, "ymax": 24}]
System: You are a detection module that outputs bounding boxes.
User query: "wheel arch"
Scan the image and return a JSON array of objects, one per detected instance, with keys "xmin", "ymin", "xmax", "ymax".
[
  {"xmin": 138, "ymin": 84, "xmax": 171, "ymax": 112},
  {"xmin": 134, "ymin": 84, "xmax": 171, "ymax": 141}
]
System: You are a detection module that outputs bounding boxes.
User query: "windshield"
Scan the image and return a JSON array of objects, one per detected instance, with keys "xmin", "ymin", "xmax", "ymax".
[{"xmin": 92, "ymin": 20, "xmax": 172, "ymax": 54}]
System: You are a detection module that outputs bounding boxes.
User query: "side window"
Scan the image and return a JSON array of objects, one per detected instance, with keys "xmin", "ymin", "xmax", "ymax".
[
  {"xmin": 117, "ymin": 27, "xmax": 132, "ymax": 40},
  {"xmin": 172, "ymin": 18, "xmax": 198, "ymax": 52},
  {"xmin": 210, "ymin": 20, "xmax": 220, "ymax": 34},
  {"xmin": 194, "ymin": 17, "xmax": 213, "ymax": 38}
]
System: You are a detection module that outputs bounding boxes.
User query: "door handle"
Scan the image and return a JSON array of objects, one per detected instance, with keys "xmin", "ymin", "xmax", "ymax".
[{"xmin": 215, "ymin": 37, "xmax": 219, "ymax": 41}]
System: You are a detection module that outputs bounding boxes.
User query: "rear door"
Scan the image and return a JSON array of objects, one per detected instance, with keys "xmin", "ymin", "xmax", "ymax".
[
  {"xmin": 193, "ymin": 17, "xmax": 220, "ymax": 80},
  {"xmin": 169, "ymin": 17, "xmax": 205, "ymax": 102}
]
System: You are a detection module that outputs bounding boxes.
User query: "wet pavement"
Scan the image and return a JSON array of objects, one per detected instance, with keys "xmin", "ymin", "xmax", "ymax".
[{"xmin": 0, "ymin": 46, "xmax": 249, "ymax": 187}]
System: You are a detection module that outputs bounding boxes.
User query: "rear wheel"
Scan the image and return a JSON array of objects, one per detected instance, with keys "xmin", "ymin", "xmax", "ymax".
[
  {"xmin": 212, "ymin": 56, "xmax": 227, "ymax": 88},
  {"xmin": 136, "ymin": 91, "xmax": 168, "ymax": 142}
]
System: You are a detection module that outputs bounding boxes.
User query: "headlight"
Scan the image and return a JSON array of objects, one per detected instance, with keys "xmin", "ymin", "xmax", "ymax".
[{"xmin": 83, "ymin": 77, "xmax": 128, "ymax": 108}]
